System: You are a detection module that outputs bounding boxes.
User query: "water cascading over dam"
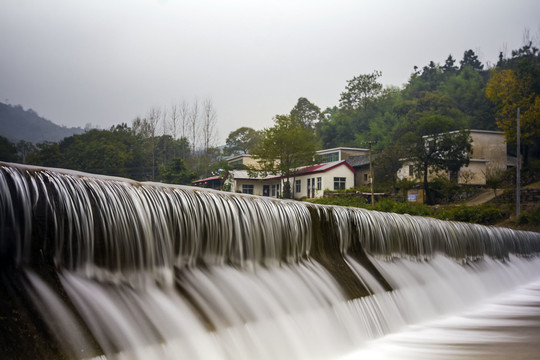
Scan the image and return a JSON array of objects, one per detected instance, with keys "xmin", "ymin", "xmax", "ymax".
[{"xmin": 1, "ymin": 163, "xmax": 540, "ymax": 360}]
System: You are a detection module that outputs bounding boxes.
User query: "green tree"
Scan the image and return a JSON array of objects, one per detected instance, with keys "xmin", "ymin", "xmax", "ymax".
[
  {"xmin": 354, "ymin": 87, "xmax": 402, "ymax": 150},
  {"xmin": 442, "ymin": 54, "xmax": 459, "ymax": 74},
  {"xmin": 374, "ymin": 143, "xmax": 407, "ymax": 190},
  {"xmin": 250, "ymin": 115, "xmax": 319, "ymax": 198},
  {"xmin": 460, "ymin": 49, "xmax": 484, "ymax": 71},
  {"xmin": 0, "ymin": 136, "xmax": 19, "ymax": 162},
  {"xmin": 318, "ymin": 107, "xmax": 357, "ymax": 148},
  {"xmin": 161, "ymin": 158, "xmax": 197, "ymax": 185},
  {"xmin": 339, "ymin": 70, "xmax": 383, "ymax": 111},
  {"xmin": 440, "ymin": 65, "xmax": 495, "ymax": 130},
  {"xmin": 27, "ymin": 141, "xmax": 63, "ymax": 167},
  {"xmin": 394, "ymin": 92, "xmax": 469, "ymax": 133},
  {"xmin": 290, "ymin": 97, "xmax": 321, "ymax": 129},
  {"xmin": 404, "ymin": 61, "xmax": 444, "ymax": 98},
  {"xmin": 223, "ymin": 127, "xmax": 260, "ymax": 155},
  {"xmin": 59, "ymin": 129, "xmax": 133, "ymax": 177}
]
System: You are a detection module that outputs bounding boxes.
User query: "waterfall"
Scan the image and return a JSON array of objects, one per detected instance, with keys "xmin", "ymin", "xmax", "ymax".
[{"xmin": 1, "ymin": 163, "xmax": 540, "ymax": 360}]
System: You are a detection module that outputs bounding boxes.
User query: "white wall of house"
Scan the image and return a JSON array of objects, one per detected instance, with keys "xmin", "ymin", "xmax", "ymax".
[
  {"xmin": 232, "ymin": 179, "xmax": 264, "ymax": 195},
  {"xmin": 229, "ymin": 176, "xmax": 282, "ymax": 197},
  {"xmin": 227, "ymin": 163, "xmax": 355, "ymax": 199},
  {"xmin": 291, "ymin": 164, "xmax": 355, "ymax": 199}
]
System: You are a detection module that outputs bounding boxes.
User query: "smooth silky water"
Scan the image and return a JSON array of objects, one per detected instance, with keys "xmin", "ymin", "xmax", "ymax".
[{"xmin": 1, "ymin": 163, "xmax": 540, "ymax": 359}]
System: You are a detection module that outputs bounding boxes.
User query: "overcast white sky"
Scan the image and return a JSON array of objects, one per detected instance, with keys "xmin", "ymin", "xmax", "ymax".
[{"xmin": 1, "ymin": 0, "xmax": 539, "ymax": 144}]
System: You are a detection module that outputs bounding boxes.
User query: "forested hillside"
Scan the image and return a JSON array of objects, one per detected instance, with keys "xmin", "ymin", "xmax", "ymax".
[{"xmin": 0, "ymin": 102, "xmax": 84, "ymax": 143}]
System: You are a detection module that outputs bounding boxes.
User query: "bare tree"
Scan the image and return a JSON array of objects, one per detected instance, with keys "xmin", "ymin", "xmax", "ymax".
[
  {"xmin": 16, "ymin": 140, "xmax": 35, "ymax": 164},
  {"xmin": 132, "ymin": 116, "xmax": 151, "ymax": 138},
  {"xmin": 179, "ymin": 100, "xmax": 190, "ymax": 160},
  {"xmin": 202, "ymin": 98, "xmax": 218, "ymax": 154},
  {"xmin": 189, "ymin": 99, "xmax": 200, "ymax": 153},
  {"xmin": 147, "ymin": 107, "xmax": 160, "ymax": 181},
  {"xmin": 169, "ymin": 104, "xmax": 179, "ymax": 158},
  {"xmin": 160, "ymin": 107, "xmax": 169, "ymax": 167}
]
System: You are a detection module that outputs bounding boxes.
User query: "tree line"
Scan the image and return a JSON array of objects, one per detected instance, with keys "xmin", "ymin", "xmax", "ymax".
[{"xmin": 0, "ymin": 99, "xmax": 223, "ymax": 185}]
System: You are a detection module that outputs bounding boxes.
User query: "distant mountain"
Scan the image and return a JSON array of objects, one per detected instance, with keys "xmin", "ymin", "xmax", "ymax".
[{"xmin": 0, "ymin": 102, "xmax": 84, "ymax": 143}]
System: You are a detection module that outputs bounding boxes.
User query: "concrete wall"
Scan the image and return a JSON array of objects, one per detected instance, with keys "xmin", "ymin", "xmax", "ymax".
[
  {"xmin": 469, "ymin": 131, "xmax": 506, "ymax": 167},
  {"xmin": 355, "ymin": 166, "xmax": 371, "ymax": 187},
  {"xmin": 340, "ymin": 149, "xmax": 369, "ymax": 160},
  {"xmin": 228, "ymin": 155, "xmax": 262, "ymax": 169}
]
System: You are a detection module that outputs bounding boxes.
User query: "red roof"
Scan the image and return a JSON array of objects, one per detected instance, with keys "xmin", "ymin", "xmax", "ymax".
[
  {"xmin": 229, "ymin": 160, "xmax": 355, "ymax": 182},
  {"xmin": 295, "ymin": 160, "xmax": 356, "ymax": 175}
]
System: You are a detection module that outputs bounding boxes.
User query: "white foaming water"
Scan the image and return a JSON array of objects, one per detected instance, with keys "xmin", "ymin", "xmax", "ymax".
[
  {"xmin": 340, "ymin": 278, "xmax": 540, "ymax": 360},
  {"xmin": 44, "ymin": 254, "xmax": 540, "ymax": 360}
]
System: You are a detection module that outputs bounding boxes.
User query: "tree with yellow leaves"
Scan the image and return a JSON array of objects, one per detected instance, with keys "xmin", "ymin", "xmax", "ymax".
[{"xmin": 486, "ymin": 68, "xmax": 540, "ymax": 145}]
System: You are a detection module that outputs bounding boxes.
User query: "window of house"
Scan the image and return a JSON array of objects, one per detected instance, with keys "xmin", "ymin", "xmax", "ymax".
[
  {"xmin": 333, "ymin": 177, "xmax": 346, "ymax": 190},
  {"xmin": 317, "ymin": 177, "xmax": 321, "ymax": 190},
  {"xmin": 363, "ymin": 173, "xmax": 368, "ymax": 182},
  {"xmin": 295, "ymin": 179, "xmax": 301, "ymax": 193},
  {"xmin": 408, "ymin": 165, "xmax": 414, "ymax": 177},
  {"xmin": 271, "ymin": 184, "xmax": 276, "ymax": 196},
  {"xmin": 319, "ymin": 152, "xmax": 339, "ymax": 163},
  {"xmin": 242, "ymin": 184, "xmax": 254, "ymax": 194}
]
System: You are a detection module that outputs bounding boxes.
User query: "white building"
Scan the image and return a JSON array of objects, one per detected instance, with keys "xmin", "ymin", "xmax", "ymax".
[{"xmin": 226, "ymin": 160, "xmax": 356, "ymax": 199}]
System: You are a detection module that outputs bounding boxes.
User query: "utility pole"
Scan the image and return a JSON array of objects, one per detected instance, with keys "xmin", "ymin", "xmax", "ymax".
[
  {"xmin": 516, "ymin": 107, "xmax": 521, "ymax": 218},
  {"xmin": 364, "ymin": 141, "xmax": 377, "ymax": 206}
]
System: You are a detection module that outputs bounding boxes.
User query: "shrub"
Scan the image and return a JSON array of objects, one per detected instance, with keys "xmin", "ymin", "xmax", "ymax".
[
  {"xmin": 309, "ymin": 197, "xmax": 508, "ymax": 225},
  {"xmin": 518, "ymin": 206, "xmax": 540, "ymax": 225},
  {"xmin": 436, "ymin": 205, "xmax": 506, "ymax": 225}
]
